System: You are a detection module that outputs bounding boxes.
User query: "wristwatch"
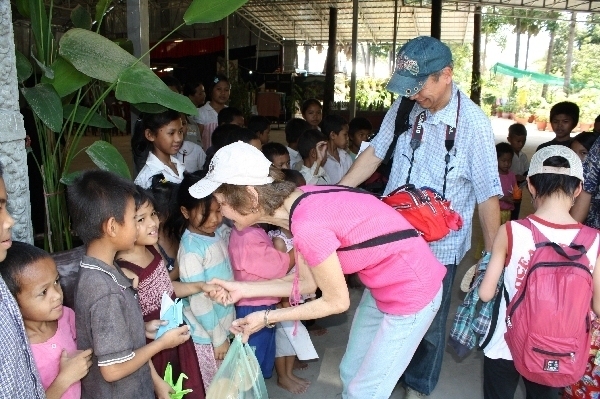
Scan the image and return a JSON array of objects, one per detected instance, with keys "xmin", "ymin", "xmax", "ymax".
[{"xmin": 264, "ymin": 309, "xmax": 275, "ymax": 328}]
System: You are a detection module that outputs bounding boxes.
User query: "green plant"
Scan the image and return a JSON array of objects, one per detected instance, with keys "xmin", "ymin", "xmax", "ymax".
[
  {"xmin": 16, "ymin": 0, "xmax": 248, "ymax": 251},
  {"xmin": 535, "ymin": 114, "xmax": 548, "ymax": 122}
]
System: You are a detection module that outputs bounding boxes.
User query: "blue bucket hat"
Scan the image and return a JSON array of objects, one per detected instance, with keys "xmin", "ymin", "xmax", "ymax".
[{"xmin": 386, "ymin": 36, "xmax": 453, "ymax": 97}]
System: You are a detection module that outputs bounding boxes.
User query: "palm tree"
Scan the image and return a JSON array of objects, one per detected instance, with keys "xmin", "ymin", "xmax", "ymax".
[{"xmin": 564, "ymin": 12, "xmax": 577, "ymax": 95}]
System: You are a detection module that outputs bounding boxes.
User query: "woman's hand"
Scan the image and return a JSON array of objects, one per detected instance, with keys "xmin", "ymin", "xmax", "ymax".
[
  {"xmin": 207, "ymin": 279, "xmax": 245, "ymax": 305},
  {"xmin": 229, "ymin": 311, "xmax": 267, "ymax": 343}
]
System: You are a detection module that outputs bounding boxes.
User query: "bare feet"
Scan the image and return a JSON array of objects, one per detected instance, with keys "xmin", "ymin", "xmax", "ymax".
[
  {"xmin": 293, "ymin": 358, "xmax": 309, "ymax": 370},
  {"xmin": 278, "ymin": 375, "xmax": 308, "ymax": 394},
  {"xmin": 290, "ymin": 373, "xmax": 311, "ymax": 386},
  {"xmin": 307, "ymin": 323, "xmax": 328, "ymax": 336}
]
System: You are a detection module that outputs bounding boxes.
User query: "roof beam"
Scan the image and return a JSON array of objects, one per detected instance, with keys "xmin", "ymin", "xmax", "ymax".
[
  {"xmin": 358, "ymin": 5, "xmax": 378, "ymax": 43},
  {"xmin": 236, "ymin": 7, "xmax": 283, "ymax": 44}
]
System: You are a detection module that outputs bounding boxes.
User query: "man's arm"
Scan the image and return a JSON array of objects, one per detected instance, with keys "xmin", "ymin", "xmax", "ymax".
[
  {"xmin": 338, "ymin": 146, "xmax": 382, "ymax": 187},
  {"xmin": 478, "ymin": 196, "xmax": 501, "ymax": 252},
  {"xmin": 572, "ymin": 190, "xmax": 592, "ymax": 222}
]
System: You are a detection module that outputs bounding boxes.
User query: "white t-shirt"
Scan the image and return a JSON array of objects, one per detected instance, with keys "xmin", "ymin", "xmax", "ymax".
[
  {"xmin": 134, "ymin": 152, "xmax": 185, "ymax": 189},
  {"xmin": 175, "ymin": 141, "xmax": 206, "ymax": 174},
  {"xmin": 510, "ymin": 151, "xmax": 529, "ymax": 177},
  {"xmin": 287, "ymin": 147, "xmax": 303, "ymax": 171},
  {"xmin": 483, "ymin": 216, "xmax": 600, "ymax": 360},
  {"xmin": 194, "ymin": 102, "xmax": 222, "ymax": 151},
  {"xmin": 299, "ymin": 164, "xmax": 330, "ymax": 185},
  {"xmin": 323, "ymin": 148, "xmax": 353, "ymax": 184}
]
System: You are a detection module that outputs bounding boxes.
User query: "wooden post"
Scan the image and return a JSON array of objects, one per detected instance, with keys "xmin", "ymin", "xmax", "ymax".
[
  {"xmin": 323, "ymin": 7, "xmax": 337, "ymax": 117},
  {"xmin": 471, "ymin": 6, "xmax": 482, "ymax": 105}
]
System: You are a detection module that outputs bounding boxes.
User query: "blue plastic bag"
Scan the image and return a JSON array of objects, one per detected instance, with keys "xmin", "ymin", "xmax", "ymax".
[{"xmin": 206, "ymin": 335, "xmax": 268, "ymax": 399}]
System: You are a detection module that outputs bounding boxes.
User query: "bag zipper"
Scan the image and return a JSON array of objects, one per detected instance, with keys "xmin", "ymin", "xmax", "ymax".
[
  {"xmin": 507, "ymin": 262, "xmax": 592, "ymax": 322},
  {"xmin": 532, "ymin": 347, "xmax": 575, "ymax": 363}
]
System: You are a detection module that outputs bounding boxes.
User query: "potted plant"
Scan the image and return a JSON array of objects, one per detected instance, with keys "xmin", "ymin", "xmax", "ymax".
[
  {"xmin": 535, "ymin": 115, "xmax": 548, "ymax": 131},
  {"xmin": 496, "ymin": 106, "xmax": 503, "ymax": 118},
  {"xmin": 514, "ymin": 112, "xmax": 528, "ymax": 125}
]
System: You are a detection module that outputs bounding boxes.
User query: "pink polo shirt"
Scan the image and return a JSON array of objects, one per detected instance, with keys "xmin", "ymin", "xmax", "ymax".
[
  {"xmin": 229, "ymin": 226, "xmax": 290, "ymax": 306},
  {"xmin": 291, "ymin": 186, "xmax": 446, "ymax": 315},
  {"xmin": 30, "ymin": 306, "xmax": 80, "ymax": 399}
]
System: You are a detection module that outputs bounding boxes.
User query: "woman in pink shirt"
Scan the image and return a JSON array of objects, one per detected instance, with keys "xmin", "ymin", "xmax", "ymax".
[{"xmin": 189, "ymin": 142, "xmax": 446, "ymax": 399}]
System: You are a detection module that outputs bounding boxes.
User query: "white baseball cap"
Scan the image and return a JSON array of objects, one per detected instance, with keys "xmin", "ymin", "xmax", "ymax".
[
  {"xmin": 189, "ymin": 141, "xmax": 274, "ymax": 199},
  {"xmin": 529, "ymin": 145, "xmax": 584, "ymax": 182}
]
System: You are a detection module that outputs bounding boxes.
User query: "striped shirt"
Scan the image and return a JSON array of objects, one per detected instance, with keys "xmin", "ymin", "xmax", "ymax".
[
  {"xmin": 0, "ymin": 277, "xmax": 45, "ymax": 399},
  {"xmin": 179, "ymin": 225, "xmax": 235, "ymax": 347},
  {"xmin": 370, "ymin": 84, "xmax": 502, "ymax": 265}
]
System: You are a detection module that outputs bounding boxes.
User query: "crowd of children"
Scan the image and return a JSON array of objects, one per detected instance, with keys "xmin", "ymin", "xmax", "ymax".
[{"xmin": 9, "ymin": 79, "xmax": 600, "ymax": 399}]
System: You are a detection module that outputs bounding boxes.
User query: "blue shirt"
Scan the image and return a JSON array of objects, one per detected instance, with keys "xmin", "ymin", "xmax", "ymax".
[
  {"xmin": 370, "ymin": 84, "xmax": 502, "ymax": 264},
  {"xmin": 0, "ymin": 277, "xmax": 46, "ymax": 399}
]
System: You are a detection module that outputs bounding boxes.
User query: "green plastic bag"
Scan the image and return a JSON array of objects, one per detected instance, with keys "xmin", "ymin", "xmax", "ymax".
[{"xmin": 206, "ymin": 335, "xmax": 268, "ymax": 399}]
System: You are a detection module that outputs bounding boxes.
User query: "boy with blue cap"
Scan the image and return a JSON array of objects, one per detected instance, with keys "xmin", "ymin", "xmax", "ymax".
[{"xmin": 340, "ymin": 36, "xmax": 502, "ymax": 398}]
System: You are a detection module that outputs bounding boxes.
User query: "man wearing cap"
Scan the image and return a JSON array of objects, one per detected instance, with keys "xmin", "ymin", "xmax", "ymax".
[{"xmin": 339, "ymin": 36, "xmax": 502, "ymax": 398}]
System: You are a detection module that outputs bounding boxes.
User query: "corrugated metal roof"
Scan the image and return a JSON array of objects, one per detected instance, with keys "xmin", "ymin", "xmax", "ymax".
[{"xmin": 237, "ymin": 0, "xmax": 599, "ymax": 44}]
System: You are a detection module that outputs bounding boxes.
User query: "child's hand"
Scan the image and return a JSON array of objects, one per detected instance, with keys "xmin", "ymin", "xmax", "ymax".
[
  {"xmin": 315, "ymin": 141, "xmax": 328, "ymax": 163},
  {"xmin": 500, "ymin": 195, "xmax": 514, "ymax": 204},
  {"xmin": 213, "ymin": 339, "xmax": 230, "ymax": 360},
  {"xmin": 201, "ymin": 283, "xmax": 219, "ymax": 293},
  {"xmin": 153, "ymin": 376, "xmax": 175, "ymax": 399},
  {"xmin": 145, "ymin": 319, "xmax": 168, "ymax": 340},
  {"xmin": 156, "ymin": 325, "xmax": 191, "ymax": 350},
  {"xmin": 57, "ymin": 349, "xmax": 93, "ymax": 385}
]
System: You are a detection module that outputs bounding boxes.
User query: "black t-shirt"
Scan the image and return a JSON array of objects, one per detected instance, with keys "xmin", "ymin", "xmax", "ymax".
[{"xmin": 536, "ymin": 138, "xmax": 573, "ymax": 152}]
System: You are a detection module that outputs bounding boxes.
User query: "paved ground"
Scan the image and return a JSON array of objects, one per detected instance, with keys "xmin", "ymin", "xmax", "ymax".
[{"xmin": 70, "ymin": 116, "xmax": 562, "ymax": 398}]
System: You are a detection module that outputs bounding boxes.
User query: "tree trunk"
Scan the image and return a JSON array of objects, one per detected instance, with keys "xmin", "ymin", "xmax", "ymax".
[
  {"xmin": 371, "ymin": 50, "xmax": 376, "ymax": 76},
  {"xmin": 361, "ymin": 43, "xmax": 369, "ymax": 76},
  {"xmin": 513, "ymin": 18, "xmax": 521, "ymax": 87},
  {"xmin": 483, "ymin": 33, "xmax": 489, "ymax": 70},
  {"xmin": 564, "ymin": 12, "xmax": 577, "ymax": 95},
  {"xmin": 525, "ymin": 32, "xmax": 531, "ymax": 70},
  {"xmin": 541, "ymin": 28, "xmax": 556, "ymax": 99}
]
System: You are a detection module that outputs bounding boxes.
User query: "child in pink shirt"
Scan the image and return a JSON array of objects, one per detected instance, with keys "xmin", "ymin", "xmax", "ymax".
[
  {"xmin": 228, "ymin": 225, "xmax": 292, "ymax": 379},
  {"xmin": 0, "ymin": 242, "xmax": 92, "ymax": 399},
  {"xmin": 497, "ymin": 143, "xmax": 518, "ymax": 224}
]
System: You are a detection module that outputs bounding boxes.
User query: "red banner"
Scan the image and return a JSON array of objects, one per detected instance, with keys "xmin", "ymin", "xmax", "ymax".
[{"xmin": 150, "ymin": 35, "xmax": 225, "ymax": 59}]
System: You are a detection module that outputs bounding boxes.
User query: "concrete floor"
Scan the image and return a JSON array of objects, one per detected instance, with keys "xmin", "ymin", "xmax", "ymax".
[{"xmin": 70, "ymin": 117, "xmax": 561, "ymax": 398}]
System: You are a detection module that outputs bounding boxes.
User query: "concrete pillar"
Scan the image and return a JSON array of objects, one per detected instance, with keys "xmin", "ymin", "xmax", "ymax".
[
  {"xmin": 127, "ymin": 0, "xmax": 149, "ymax": 66},
  {"xmin": 0, "ymin": 0, "xmax": 33, "ymax": 244}
]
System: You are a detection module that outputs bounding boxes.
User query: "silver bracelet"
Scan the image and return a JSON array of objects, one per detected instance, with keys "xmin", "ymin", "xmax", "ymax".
[{"xmin": 264, "ymin": 309, "xmax": 275, "ymax": 328}]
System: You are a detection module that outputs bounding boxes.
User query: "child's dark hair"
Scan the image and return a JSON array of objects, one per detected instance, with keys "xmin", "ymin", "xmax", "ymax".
[
  {"xmin": 262, "ymin": 142, "xmax": 289, "ymax": 163},
  {"xmin": 212, "ymin": 124, "xmax": 241, "ymax": 151},
  {"xmin": 224, "ymin": 128, "xmax": 258, "ymax": 147},
  {"xmin": 247, "ymin": 115, "xmax": 270, "ymax": 135},
  {"xmin": 218, "ymin": 107, "xmax": 243, "ymax": 126},
  {"xmin": 496, "ymin": 142, "xmax": 514, "ymax": 159},
  {"xmin": 529, "ymin": 156, "xmax": 582, "ymax": 198},
  {"xmin": 298, "ymin": 129, "xmax": 328, "ymax": 159},
  {"xmin": 322, "ymin": 114, "xmax": 348, "ymax": 137},
  {"xmin": 281, "ymin": 169, "xmax": 305, "ymax": 186},
  {"xmin": 301, "ymin": 98, "xmax": 322, "ymax": 115},
  {"xmin": 207, "ymin": 74, "xmax": 229, "ymax": 100},
  {"xmin": 68, "ymin": 170, "xmax": 137, "ymax": 245},
  {"xmin": 572, "ymin": 132, "xmax": 600, "ymax": 152},
  {"xmin": 148, "ymin": 174, "xmax": 180, "ymax": 221},
  {"xmin": 508, "ymin": 123, "xmax": 527, "ymax": 138},
  {"xmin": 550, "ymin": 101, "xmax": 579, "ymax": 127},
  {"xmin": 0, "ymin": 241, "xmax": 52, "ymax": 297},
  {"xmin": 183, "ymin": 80, "xmax": 202, "ymax": 97},
  {"xmin": 285, "ymin": 118, "xmax": 311, "ymax": 145},
  {"xmin": 132, "ymin": 185, "xmax": 156, "ymax": 213},
  {"xmin": 164, "ymin": 172, "xmax": 213, "ymax": 240},
  {"xmin": 131, "ymin": 110, "xmax": 181, "ymax": 174},
  {"xmin": 349, "ymin": 117, "xmax": 372, "ymax": 136},
  {"xmin": 161, "ymin": 76, "xmax": 182, "ymax": 94}
]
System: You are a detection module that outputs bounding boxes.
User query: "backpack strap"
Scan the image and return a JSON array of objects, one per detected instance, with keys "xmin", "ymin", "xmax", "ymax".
[
  {"xmin": 381, "ymin": 97, "xmax": 416, "ymax": 165},
  {"xmin": 479, "ymin": 283, "xmax": 509, "ymax": 350},
  {"xmin": 515, "ymin": 218, "xmax": 597, "ymax": 261},
  {"xmin": 289, "ymin": 186, "xmax": 373, "ymax": 230},
  {"xmin": 288, "ymin": 186, "xmax": 418, "ymax": 251}
]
